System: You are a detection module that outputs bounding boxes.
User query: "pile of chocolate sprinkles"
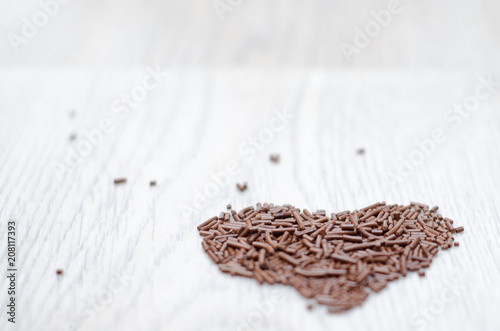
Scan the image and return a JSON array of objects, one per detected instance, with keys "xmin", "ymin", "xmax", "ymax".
[{"xmin": 197, "ymin": 202, "xmax": 464, "ymax": 312}]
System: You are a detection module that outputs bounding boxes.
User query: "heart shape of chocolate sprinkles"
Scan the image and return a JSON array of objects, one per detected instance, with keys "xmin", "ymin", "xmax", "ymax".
[{"xmin": 197, "ymin": 202, "xmax": 464, "ymax": 312}]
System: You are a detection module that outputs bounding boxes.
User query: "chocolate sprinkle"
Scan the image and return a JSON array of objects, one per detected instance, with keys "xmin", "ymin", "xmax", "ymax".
[
  {"xmin": 197, "ymin": 202, "xmax": 463, "ymax": 313},
  {"xmin": 270, "ymin": 154, "xmax": 280, "ymax": 163},
  {"xmin": 236, "ymin": 182, "xmax": 248, "ymax": 192}
]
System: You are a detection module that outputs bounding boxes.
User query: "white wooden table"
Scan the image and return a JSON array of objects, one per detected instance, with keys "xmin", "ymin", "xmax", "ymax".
[{"xmin": 1, "ymin": 1, "xmax": 500, "ymax": 331}]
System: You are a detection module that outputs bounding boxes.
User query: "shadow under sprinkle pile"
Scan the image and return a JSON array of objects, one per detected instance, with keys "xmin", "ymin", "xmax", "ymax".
[{"xmin": 197, "ymin": 202, "xmax": 464, "ymax": 313}]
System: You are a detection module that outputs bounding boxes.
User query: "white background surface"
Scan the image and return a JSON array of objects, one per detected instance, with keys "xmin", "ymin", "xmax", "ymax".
[{"xmin": 1, "ymin": 1, "xmax": 499, "ymax": 331}]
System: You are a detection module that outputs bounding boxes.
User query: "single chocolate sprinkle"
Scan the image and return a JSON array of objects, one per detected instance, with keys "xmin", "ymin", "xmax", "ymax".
[
  {"xmin": 357, "ymin": 148, "xmax": 365, "ymax": 155},
  {"xmin": 150, "ymin": 180, "xmax": 157, "ymax": 186},
  {"xmin": 236, "ymin": 182, "xmax": 248, "ymax": 192},
  {"xmin": 114, "ymin": 178, "xmax": 127, "ymax": 184},
  {"xmin": 197, "ymin": 202, "xmax": 463, "ymax": 313},
  {"xmin": 227, "ymin": 204, "xmax": 232, "ymax": 210},
  {"xmin": 56, "ymin": 269, "xmax": 64, "ymax": 275},
  {"xmin": 270, "ymin": 154, "xmax": 280, "ymax": 163}
]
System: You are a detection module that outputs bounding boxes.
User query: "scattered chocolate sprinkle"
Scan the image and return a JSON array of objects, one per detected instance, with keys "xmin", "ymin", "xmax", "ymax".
[
  {"xmin": 236, "ymin": 182, "xmax": 248, "ymax": 192},
  {"xmin": 150, "ymin": 180, "xmax": 157, "ymax": 186},
  {"xmin": 114, "ymin": 178, "xmax": 127, "ymax": 184},
  {"xmin": 454, "ymin": 242, "xmax": 460, "ymax": 247},
  {"xmin": 197, "ymin": 202, "xmax": 463, "ymax": 313},
  {"xmin": 307, "ymin": 304, "xmax": 314, "ymax": 310},
  {"xmin": 357, "ymin": 148, "xmax": 365, "ymax": 155},
  {"xmin": 227, "ymin": 204, "xmax": 232, "ymax": 210},
  {"xmin": 56, "ymin": 269, "xmax": 64, "ymax": 275},
  {"xmin": 270, "ymin": 154, "xmax": 280, "ymax": 163}
]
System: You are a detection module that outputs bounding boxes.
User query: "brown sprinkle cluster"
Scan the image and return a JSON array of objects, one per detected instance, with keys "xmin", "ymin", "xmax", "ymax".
[{"xmin": 197, "ymin": 202, "xmax": 464, "ymax": 313}]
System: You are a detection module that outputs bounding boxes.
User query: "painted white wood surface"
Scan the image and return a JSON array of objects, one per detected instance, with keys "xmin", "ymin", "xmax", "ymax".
[{"xmin": 1, "ymin": 1, "xmax": 500, "ymax": 331}]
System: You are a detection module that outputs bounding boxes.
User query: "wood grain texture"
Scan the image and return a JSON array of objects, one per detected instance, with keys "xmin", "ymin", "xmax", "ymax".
[
  {"xmin": 1, "ymin": 0, "xmax": 500, "ymax": 70},
  {"xmin": 1, "ymin": 1, "xmax": 500, "ymax": 331}
]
